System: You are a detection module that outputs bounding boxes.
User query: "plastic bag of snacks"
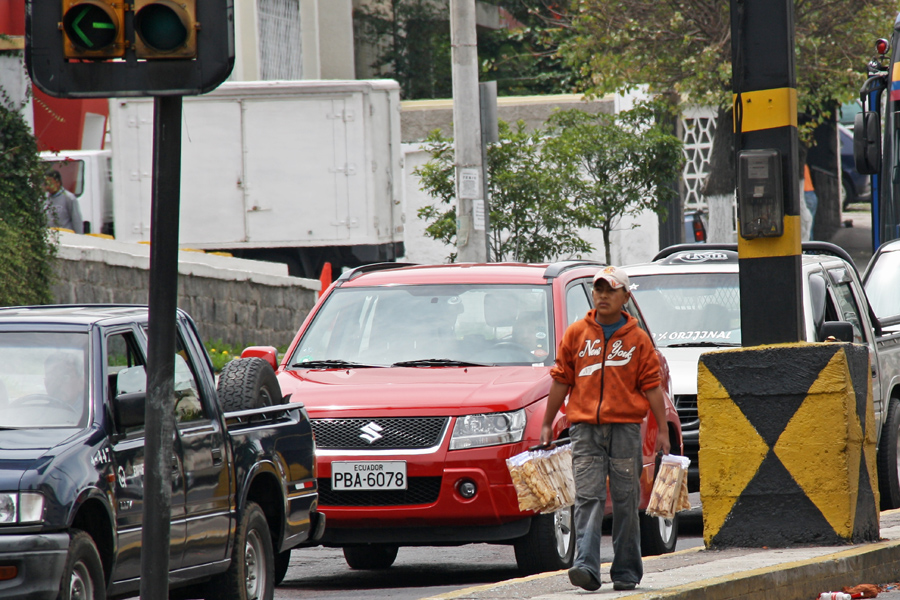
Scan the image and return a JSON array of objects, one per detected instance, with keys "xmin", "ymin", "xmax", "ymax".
[
  {"xmin": 506, "ymin": 445, "xmax": 575, "ymax": 514},
  {"xmin": 646, "ymin": 454, "xmax": 692, "ymax": 519}
]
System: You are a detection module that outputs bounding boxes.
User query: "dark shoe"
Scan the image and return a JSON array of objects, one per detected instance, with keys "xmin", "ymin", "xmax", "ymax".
[
  {"xmin": 568, "ymin": 567, "xmax": 601, "ymax": 591},
  {"xmin": 613, "ymin": 581, "xmax": 637, "ymax": 591}
]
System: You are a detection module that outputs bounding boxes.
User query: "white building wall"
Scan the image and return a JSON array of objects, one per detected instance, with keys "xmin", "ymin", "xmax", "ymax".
[{"xmin": 232, "ymin": 0, "xmax": 355, "ymax": 82}]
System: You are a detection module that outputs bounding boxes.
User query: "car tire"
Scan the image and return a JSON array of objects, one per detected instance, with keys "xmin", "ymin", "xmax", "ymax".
[
  {"xmin": 841, "ymin": 178, "xmax": 855, "ymax": 211},
  {"xmin": 877, "ymin": 398, "xmax": 900, "ymax": 510},
  {"xmin": 274, "ymin": 550, "xmax": 290, "ymax": 586},
  {"xmin": 207, "ymin": 502, "xmax": 274, "ymax": 600},
  {"xmin": 342, "ymin": 544, "xmax": 399, "ymax": 569},
  {"xmin": 513, "ymin": 507, "xmax": 575, "ymax": 575},
  {"xmin": 59, "ymin": 530, "xmax": 106, "ymax": 600},
  {"xmin": 217, "ymin": 357, "xmax": 284, "ymax": 412},
  {"xmin": 640, "ymin": 512, "xmax": 679, "ymax": 556}
]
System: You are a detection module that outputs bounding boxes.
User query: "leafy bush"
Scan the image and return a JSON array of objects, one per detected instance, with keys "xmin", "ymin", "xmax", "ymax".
[{"xmin": 0, "ymin": 96, "xmax": 56, "ymax": 307}]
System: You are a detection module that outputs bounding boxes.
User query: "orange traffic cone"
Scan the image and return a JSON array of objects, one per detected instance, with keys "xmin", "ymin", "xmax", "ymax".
[{"xmin": 319, "ymin": 262, "xmax": 332, "ymax": 297}]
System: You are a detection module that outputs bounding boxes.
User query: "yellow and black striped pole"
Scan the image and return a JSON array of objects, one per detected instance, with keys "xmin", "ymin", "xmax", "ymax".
[{"xmin": 731, "ymin": 0, "xmax": 802, "ymax": 345}]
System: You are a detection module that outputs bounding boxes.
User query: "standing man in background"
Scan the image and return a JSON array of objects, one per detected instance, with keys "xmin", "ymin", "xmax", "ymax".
[{"xmin": 43, "ymin": 170, "xmax": 83, "ymax": 234}]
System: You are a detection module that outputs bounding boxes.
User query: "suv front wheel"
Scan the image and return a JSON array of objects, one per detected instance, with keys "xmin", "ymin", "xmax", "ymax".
[{"xmin": 513, "ymin": 507, "xmax": 575, "ymax": 574}]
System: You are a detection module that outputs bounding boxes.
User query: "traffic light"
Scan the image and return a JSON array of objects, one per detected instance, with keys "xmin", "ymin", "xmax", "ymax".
[
  {"xmin": 61, "ymin": 0, "xmax": 125, "ymax": 59},
  {"xmin": 134, "ymin": 0, "xmax": 198, "ymax": 59},
  {"xmin": 26, "ymin": 0, "xmax": 234, "ymax": 97}
]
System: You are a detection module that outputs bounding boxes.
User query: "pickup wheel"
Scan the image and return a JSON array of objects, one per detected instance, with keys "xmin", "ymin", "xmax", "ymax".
[
  {"xmin": 342, "ymin": 544, "xmax": 399, "ymax": 569},
  {"xmin": 877, "ymin": 398, "xmax": 900, "ymax": 510},
  {"xmin": 640, "ymin": 512, "xmax": 679, "ymax": 556},
  {"xmin": 274, "ymin": 550, "xmax": 290, "ymax": 586},
  {"xmin": 513, "ymin": 508, "xmax": 575, "ymax": 575},
  {"xmin": 207, "ymin": 502, "xmax": 274, "ymax": 600},
  {"xmin": 58, "ymin": 530, "xmax": 106, "ymax": 600},
  {"xmin": 217, "ymin": 358, "xmax": 284, "ymax": 411}
]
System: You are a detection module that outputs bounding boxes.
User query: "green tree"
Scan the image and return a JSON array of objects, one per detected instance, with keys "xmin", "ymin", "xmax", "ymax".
[
  {"xmin": 0, "ymin": 95, "xmax": 57, "ymax": 306},
  {"xmin": 416, "ymin": 104, "xmax": 682, "ymax": 264},
  {"xmin": 354, "ymin": 1, "xmax": 580, "ymax": 99},
  {"xmin": 415, "ymin": 119, "xmax": 594, "ymax": 262},
  {"xmin": 554, "ymin": 0, "xmax": 895, "ymax": 189},
  {"xmin": 544, "ymin": 104, "xmax": 684, "ymax": 263}
]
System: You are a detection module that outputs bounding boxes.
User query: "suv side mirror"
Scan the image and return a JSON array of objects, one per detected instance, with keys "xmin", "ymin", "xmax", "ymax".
[{"xmin": 854, "ymin": 112, "xmax": 881, "ymax": 175}]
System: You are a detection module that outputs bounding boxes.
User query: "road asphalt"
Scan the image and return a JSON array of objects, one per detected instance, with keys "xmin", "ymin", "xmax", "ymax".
[{"xmin": 422, "ymin": 209, "xmax": 890, "ymax": 600}]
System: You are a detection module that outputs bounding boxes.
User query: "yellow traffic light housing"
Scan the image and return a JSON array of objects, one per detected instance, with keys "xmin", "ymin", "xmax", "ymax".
[
  {"xmin": 61, "ymin": 0, "xmax": 124, "ymax": 59},
  {"xmin": 133, "ymin": 0, "xmax": 198, "ymax": 59}
]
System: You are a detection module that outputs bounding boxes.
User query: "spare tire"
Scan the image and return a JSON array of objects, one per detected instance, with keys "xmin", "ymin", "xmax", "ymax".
[{"xmin": 217, "ymin": 357, "xmax": 284, "ymax": 412}]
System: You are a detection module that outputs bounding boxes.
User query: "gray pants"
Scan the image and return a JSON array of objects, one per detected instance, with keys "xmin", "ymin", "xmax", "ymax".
[{"xmin": 570, "ymin": 422, "xmax": 642, "ymax": 585}]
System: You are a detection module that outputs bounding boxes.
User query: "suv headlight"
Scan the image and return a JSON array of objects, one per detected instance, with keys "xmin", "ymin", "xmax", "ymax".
[
  {"xmin": 0, "ymin": 493, "xmax": 44, "ymax": 524},
  {"xmin": 450, "ymin": 409, "xmax": 527, "ymax": 450}
]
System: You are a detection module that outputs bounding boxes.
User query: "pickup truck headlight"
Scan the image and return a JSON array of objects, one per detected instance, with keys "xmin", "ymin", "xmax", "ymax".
[
  {"xmin": 450, "ymin": 409, "xmax": 527, "ymax": 450},
  {"xmin": 0, "ymin": 493, "xmax": 44, "ymax": 524}
]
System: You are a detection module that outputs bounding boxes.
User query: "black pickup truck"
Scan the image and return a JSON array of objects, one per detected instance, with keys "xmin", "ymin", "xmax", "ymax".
[{"xmin": 0, "ymin": 305, "xmax": 322, "ymax": 600}]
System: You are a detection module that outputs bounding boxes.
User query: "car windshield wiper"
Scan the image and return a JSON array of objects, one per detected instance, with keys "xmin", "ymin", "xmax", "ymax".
[
  {"xmin": 391, "ymin": 358, "xmax": 487, "ymax": 367},
  {"xmin": 665, "ymin": 342, "xmax": 741, "ymax": 348},
  {"xmin": 291, "ymin": 359, "xmax": 382, "ymax": 369}
]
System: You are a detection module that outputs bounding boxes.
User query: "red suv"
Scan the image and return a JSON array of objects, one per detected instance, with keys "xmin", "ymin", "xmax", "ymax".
[{"xmin": 243, "ymin": 261, "xmax": 683, "ymax": 574}]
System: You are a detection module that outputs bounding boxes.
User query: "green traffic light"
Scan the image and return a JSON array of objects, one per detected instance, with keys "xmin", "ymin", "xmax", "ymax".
[
  {"xmin": 135, "ymin": 4, "xmax": 189, "ymax": 52},
  {"xmin": 63, "ymin": 4, "xmax": 117, "ymax": 51}
]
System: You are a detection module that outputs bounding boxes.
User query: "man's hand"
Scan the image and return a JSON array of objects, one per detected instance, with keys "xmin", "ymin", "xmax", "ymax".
[
  {"xmin": 541, "ymin": 380, "xmax": 570, "ymax": 448},
  {"xmin": 656, "ymin": 427, "xmax": 671, "ymax": 455},
  {"xmin": 540, "ymin": 423, "xmax": 553, "ymax": 447},
  {"xmin": 646, "ymin": 386, "xmax": 672, "ymax": 455}
]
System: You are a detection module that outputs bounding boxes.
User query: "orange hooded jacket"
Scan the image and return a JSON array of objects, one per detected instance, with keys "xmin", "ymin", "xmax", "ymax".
[{"xmin": 550, "ymin": 310, "xmax": 661, "ymax": 424}]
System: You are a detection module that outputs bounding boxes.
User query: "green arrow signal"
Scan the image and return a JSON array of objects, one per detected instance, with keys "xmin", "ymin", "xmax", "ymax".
[
  {"xmin": 71, "ymin": 7, "xmax": 94, "ymax": 47},
  {"xmin": 65, "ymin": 4, "xmax": 117, "ymax": 51}
]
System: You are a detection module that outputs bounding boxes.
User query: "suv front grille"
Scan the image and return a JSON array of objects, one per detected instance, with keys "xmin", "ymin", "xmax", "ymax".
[
  {"xmin": 318, "ymin": 477, "xmax": 442, "ymax": 506},
  {"xmin": 311, "ymin": 417, "xmax": 448, "ymax": 450},
  {"xmin": 674, "ymin": 395, "xmax": 699, "ymax": 430}
]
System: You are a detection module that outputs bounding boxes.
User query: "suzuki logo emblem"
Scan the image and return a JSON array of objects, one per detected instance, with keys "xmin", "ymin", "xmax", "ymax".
[{"xmin": 360, "ymin": 422, "xmax": 384, "ymax": 444}]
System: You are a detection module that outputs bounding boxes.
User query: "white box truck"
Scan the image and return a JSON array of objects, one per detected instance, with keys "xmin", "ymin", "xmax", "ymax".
[{"xmin": 44, "ymin": 80, "xmax": 405, "ymax": 278}]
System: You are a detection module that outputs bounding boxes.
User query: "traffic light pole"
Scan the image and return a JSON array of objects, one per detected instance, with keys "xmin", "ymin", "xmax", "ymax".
[
  {"xmin": 731, "ymin": 0, "xmax": 803, "ymax": 345},
  {"xmin": 141, "ymin": 95, "xmax": 183, "ymax": 600}
]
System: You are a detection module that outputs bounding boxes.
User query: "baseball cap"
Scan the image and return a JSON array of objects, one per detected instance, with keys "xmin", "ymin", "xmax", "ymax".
[{"xmin": 593, "ymin": 265, "xmax": 630, "ymax": 290}]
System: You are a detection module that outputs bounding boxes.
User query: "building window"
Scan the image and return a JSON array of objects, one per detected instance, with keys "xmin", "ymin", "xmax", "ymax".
[{"xmin": 258, "ymin": 0, "xmax": 303, "ymax": 80}]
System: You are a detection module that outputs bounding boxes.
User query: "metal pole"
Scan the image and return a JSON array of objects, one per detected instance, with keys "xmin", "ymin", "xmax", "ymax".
[
  {"xmin": 141, "ymin": 95, "xmax": 183, "ymax": 600},
  {"xmin": 450, "ymin": 0, "xmax": 487, "ymax": 262},
  {"xmin": 479, "ymin": 81, "xmax": 498, "ymax": 261}
]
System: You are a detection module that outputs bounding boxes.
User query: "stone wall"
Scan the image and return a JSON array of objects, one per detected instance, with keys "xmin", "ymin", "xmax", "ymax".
[{"xmin": 51, "ymin": 233, "xmax": 321, "ymax": 349}]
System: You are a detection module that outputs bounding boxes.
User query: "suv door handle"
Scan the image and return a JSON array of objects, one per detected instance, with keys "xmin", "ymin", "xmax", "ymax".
[{"xmin": 211, "ymin": 447, "xmax": 223, "ymax": 465}]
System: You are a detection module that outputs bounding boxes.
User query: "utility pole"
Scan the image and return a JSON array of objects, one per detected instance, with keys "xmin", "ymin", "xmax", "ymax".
[
  {"xmin": 731, "ymin": 0, "xmax": 802, "ymax": 345},
  {"xmin": 450, "ymin": 0, "xmax": 487, "ymax": 262}
]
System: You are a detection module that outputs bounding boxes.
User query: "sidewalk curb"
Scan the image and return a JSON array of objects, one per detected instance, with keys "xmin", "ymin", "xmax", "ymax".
[{"xmin": 626, "ymin": 539, "xmax": 900, "ymax": 600}]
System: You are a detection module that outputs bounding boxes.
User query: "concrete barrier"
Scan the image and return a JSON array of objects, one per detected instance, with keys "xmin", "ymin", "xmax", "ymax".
[
  {"xmin": 698, "ymin": 342, "xmax": 879, "ymax": 547},
  {"xmin": 51, "ymin": 232, "xmax": 320, "ymax": 348}
]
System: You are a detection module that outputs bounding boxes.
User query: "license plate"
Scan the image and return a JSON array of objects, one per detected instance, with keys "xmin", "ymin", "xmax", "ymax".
[{"xmin": 331, "ymin": 461, "xmax": 407, "ymax": 490}]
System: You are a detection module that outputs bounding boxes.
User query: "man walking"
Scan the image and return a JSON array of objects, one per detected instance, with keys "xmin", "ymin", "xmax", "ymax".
[{"xmin": 540, "ymin": 265, "xmax": 670, "ymax": 592}]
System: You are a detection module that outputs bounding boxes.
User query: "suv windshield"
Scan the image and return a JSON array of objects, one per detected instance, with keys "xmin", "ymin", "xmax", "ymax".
[
  {"xmin": 630, "ymin": 273, "xmax": 741, "ymax": 347},
  {"xmin": 290, "ymin": 284, "xmax": 554, "ymax": 367},
  {"xmin": 0, "ymin": 332, "xmax": 90, "ymax": 428}
]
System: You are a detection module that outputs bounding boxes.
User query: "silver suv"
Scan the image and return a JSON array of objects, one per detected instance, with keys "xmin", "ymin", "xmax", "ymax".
[{"xmin": 625, "ymin": 242, "xmax": 894, "ymax": 495}]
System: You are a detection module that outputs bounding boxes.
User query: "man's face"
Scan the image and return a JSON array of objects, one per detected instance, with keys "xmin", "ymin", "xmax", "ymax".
[
  {"xmin": 592, "ymin": 279, "xmax": 629, "ymax": 322},
  {"xmin": 44, "ymin": 176, "xmax": 61, "ymax": 194}
]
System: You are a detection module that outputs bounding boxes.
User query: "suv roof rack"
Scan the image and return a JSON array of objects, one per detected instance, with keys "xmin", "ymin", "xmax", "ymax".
[
  {"xmin": 336, "ymin": 262, "xmax": 418, "ymax": 283},
  {"xmin": 543, "ymin": 260, "xmax": 606, "ymax": 279},
  {"xmin": 654, "ymin": 241, "xmax": 858, "ymax": 276}
]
